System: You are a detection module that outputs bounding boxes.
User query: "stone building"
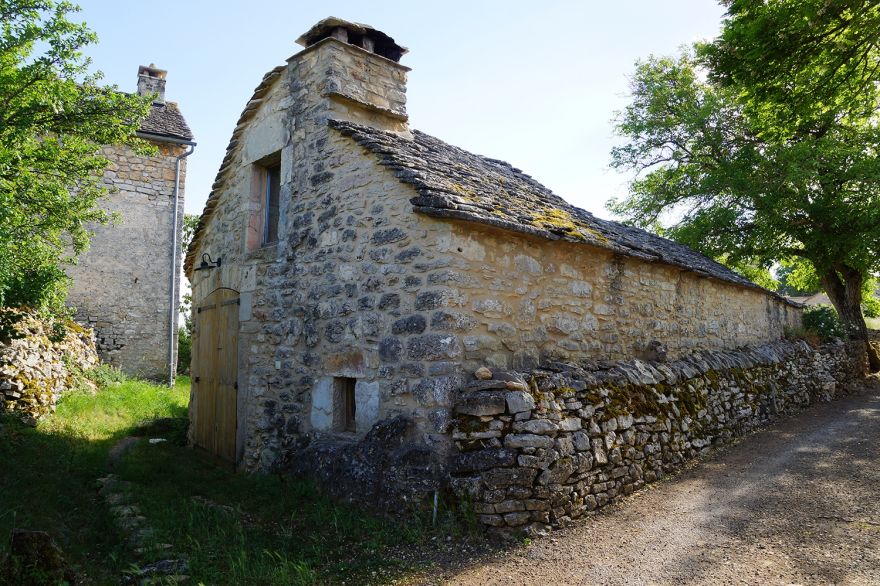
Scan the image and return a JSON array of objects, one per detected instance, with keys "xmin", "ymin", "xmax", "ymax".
[
  {"xmin": 185, "ymin": 18, "xmax": 806, "ymax": 511},
  {"xmin": 67, "ymin": 65, "xmax": 194, "ymax": 381}
]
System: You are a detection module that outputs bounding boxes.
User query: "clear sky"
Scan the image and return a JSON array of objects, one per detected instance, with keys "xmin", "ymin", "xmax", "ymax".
[{"xmin": 73, "ymin": 1, "xmax": 727, "ymax": 218}]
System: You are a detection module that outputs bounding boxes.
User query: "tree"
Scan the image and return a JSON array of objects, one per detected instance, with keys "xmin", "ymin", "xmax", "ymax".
[
  {"xmin": 775, "ymin": 259, "xmax": 822, "ymax": 297},
  {"xmin": 705, "ymin": 0, "xmax": 880, "ymax": 135},
  {"xmin": 0, "ymin": 0, "xmax": 151, "ymax": 312},
  {"xmin": 609, "ymin": 43, "xmax": 880, "ymax": 371},
  {"xmin": 176, "ymin": 214, "xmax": 199, "ymax": 374}
]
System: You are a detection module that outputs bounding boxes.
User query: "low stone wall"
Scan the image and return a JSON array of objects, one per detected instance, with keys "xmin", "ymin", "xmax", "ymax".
[
  {"xmin": 0, "ymin": 309, "xmax": 99, "ymax": 420},
  {"xmin": 449, "ymin": 339, "xmax": 857, "ymax": 533}
]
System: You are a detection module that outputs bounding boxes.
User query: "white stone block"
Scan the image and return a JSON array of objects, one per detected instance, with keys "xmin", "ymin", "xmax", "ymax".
[
  {"xmin": 355, "ymin": 380, "xmax": 380, "ymax": 432},
  {"xmin": 310, "ymin": 377, "xmax": 334, "ymax": 431}
]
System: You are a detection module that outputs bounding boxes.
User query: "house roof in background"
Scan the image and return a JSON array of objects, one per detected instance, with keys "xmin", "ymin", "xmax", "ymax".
[{"xmin": 139, "ymin": 101, "xmax": 193, "ymax": 141}]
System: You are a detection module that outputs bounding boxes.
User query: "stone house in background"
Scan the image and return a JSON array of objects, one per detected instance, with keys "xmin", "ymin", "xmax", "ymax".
[
  {"xmin": 185, "ymin": 18, "xmax": 801, "ymax": 500},
  {"xmin": 67, "ymin": 65, "xmax": 195, "ymax": 381}
]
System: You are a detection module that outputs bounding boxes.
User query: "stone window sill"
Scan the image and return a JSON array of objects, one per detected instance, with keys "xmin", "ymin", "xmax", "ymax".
[{"xmin": 245, "ymin": 241, "xmax": 280, "ymax": 264}]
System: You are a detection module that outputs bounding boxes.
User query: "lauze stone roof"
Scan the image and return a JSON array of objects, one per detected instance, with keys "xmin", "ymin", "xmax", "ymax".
[
  {"xmin": 329, "ymin": 119, "xmax": 787, "ymax": 299},
  {"xmin": 139, "ymin": 102, "xmax": 193, "ymax": 141}
]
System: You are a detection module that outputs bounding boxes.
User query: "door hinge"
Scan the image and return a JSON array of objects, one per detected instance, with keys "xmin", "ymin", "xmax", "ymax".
[{"xmin": 234, "ymin": 382, "xmax": 238, "ymax": 390}]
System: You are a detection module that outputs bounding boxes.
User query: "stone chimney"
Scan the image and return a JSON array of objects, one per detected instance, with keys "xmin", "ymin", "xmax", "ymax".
[
  {"xmin": 292, "ymin": 17, "xmax": 410, "ymax": 134},
  {"xmin": 137, "ymin": 64, "xmax": 167, "ymax": 104}
]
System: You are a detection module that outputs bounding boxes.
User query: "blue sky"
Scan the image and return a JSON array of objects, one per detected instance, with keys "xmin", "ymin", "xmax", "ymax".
[{"xmin": 74, "ymin": 1, "xmax": 726, "ymax": 218}]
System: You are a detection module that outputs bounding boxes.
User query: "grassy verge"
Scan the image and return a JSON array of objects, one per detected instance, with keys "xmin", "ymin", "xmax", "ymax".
[{"xmin": 0, "ymin": 370, "xmax": 467, "ymax": 584}]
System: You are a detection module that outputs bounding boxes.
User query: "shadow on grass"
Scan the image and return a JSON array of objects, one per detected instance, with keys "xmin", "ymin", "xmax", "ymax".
[
  {"xmin": 0, "ymin": 377, "xmax": 484, "ymax": 585},
  {"xmin": 0, "ymin": 416, "xmax": 138, "ymax": 583}
]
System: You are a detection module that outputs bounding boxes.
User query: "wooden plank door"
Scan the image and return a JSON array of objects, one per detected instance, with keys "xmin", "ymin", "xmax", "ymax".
[{"xmin": 191, "ymin": 288, "xmax": 239, "ymax": 463}]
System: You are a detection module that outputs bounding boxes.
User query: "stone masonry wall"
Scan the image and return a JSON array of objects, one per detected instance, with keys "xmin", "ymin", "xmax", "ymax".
[
  {"xmin": 436, "ymin": 222, "xmax": 800, "ymax": 370},
  {"xmin": 449, "ymin": 339, "xmax": 858, "ymax": 533},
  {"xmin": 66, "ymin": 143, "xmax": 186, "ymax": 380}
]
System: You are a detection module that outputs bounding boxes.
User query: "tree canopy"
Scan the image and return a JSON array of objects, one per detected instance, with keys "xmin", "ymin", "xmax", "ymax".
[
  {"xmin": 0, "ymin": 0, "xmax": 151, "ymax": 312},
  {"xmin": 705, "ymin": 0, "xmax": 880, "ymax": 134},
  {"xmin": 609, "ymin": 0, "xmax": 880, "ymax": 370}
]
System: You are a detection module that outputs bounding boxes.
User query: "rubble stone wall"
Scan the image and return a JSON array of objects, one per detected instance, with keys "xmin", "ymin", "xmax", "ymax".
[
  {"xmin": 440, "ymin": 222, "xmax": 801, "ymax": 370},
  {"xmin": 449, "ymin": 339, "xmax": 858, "ymax": 533},
  {"xmin": 66, "ymin": 142, "xmax": 186, "ymax": 380},
  {"xmin": 0, "ymin": 309, "xmax": 99, "ymax": 420}
]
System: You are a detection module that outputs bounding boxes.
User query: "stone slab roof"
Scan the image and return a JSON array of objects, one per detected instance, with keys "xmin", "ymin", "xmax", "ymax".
[
  {"xmin": 139, "ymin": 101, "xmax": 193, "ymax": 141},
  {"xmin": 329, "ymin": 119, "xmax": 793, "ymax": 303}
]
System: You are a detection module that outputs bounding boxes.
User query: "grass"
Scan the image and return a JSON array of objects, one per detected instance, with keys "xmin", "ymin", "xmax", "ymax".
[
  {"xmin": 866, "ymin": 316, "xmax": 880, "ymax": 330},
  {"xmin": 0, "ymin": 368, "xmax": 464, "ymax": 584}
]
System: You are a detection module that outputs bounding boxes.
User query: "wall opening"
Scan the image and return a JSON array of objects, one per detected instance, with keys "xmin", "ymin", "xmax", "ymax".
[
  {"xmin": 334, "ymin": 377, "xmax": 357, "ymax": 432},
  {"xmin": 262, "ymin": 162, "xmax": 281, "ymax": 245},
  {"xmin": 246, "ymin": 151, "xmax": 282, "ymax": 252}
]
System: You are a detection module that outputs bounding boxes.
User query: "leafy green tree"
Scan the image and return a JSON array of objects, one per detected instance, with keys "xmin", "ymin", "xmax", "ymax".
[
  {"xmin": 0, "ymin": 0, "xmax": 152, "ymax": 312},
  {"xmin": 609, "ymin": 43, "xmax": 880, "ymax": 370},
  {"xmin": 705, "ymin": 0, "xmax": 880, "ymax": 135},
  {"xmin": 775, "ymin": 259, "xmax": 822, "ymax": 297}
]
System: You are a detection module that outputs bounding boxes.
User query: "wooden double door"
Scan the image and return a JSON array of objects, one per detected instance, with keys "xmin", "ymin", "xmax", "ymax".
[{"xmin": 190, "ymin": 288, "xmax": 239, "ymax": 463}]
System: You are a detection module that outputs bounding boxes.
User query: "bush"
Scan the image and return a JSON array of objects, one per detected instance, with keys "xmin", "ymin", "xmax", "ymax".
[
  {"xmin": 177, "ymin": 326, "xmax": 191, "ymax": 375},
  {"xmin": 863, "ymin": 295, "xmax": 880, "ymax": 318},
  {"xmin": 802, "ymin": 305, "xmax": 844, "ymax": 340}
]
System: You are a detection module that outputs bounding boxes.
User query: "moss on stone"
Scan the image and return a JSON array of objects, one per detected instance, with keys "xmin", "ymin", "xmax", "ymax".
[{"xmin": 530, "ymin": 208, "xmax": 609, "ymax": 243}]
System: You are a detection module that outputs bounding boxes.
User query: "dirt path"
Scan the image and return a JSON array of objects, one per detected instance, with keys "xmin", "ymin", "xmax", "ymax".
[{"xmin": 430, "ymin": 382, "xmax": 880, "ymax": 586}]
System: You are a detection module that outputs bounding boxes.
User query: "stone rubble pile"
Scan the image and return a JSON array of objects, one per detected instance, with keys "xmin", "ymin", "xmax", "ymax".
[
  {"xmin": 450, "ymin": 339, "xmax": 858, "ymax": 534},
  {"xmin": 0, "ymin": 308, "xmax": 99, "ymax": 420}
]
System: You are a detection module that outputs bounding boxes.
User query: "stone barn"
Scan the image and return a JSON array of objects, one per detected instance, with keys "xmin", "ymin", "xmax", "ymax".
[
  {"xmin": 186, "ymin": 19, "xmax": 834, "ymax": 525},
  {"xmin": 67, "ymin": 65, "xmax": 194, "ymax": 381}
]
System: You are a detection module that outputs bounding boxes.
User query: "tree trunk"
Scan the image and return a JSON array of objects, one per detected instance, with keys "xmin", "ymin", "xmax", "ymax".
[{"xmin": 820, "ymin": 266, "xmax": 880, "ymax": 373}]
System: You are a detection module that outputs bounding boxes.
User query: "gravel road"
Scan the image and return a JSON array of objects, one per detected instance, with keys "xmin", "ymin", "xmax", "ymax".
[{"xmin": 430, "ymin": 380, "xmax": 880, "ymax": 586}]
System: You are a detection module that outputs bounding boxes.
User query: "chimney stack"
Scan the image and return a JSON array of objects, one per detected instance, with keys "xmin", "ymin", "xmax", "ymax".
[
  {"xmin": 137, "ymin": 64, "xmax": 167, "ymax": 104},
  {"xmin": 292, "ymin": 17, "xmax": 410, "ymax": 134},
  {"xmin": 295, "ymin": 17, "xmax": 407, "ymax": 62}
]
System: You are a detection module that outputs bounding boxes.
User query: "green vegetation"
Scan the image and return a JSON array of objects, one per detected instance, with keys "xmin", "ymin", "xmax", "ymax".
[
  {"xmin": 0, "ymin": 0, "xmax": 152, "ymax": 313},
  {"xmin": 802, "ymin": 306, "xmax": 845, "ymax": 341},
  {"xmin": 176, "ymin": 214, "xmax": 199, "ymax": 375},
  {"xmin": 0, "ymin": 371, "xmax": 459, "ymax": 584},
  {"xmin": 609, "ymin": 0, "xmax": 880, "ymax": 371}
]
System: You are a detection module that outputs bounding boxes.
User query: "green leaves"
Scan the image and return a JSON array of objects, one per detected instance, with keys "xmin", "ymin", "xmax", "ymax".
[
  {"xmin": 705, "ymin": 0, "xmax": 880, "ymax": 135},
  {"xmin": 0, "ymin": 0, "xmax": 152, "ymax": 311},
  {"xmin": 609, "ymin": 1, "xmax": 880, "ymax": 364}
]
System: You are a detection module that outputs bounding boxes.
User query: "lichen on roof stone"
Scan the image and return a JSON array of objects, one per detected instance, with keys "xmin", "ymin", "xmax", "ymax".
[{"xmin": 329, "ymin": 118, "xmax": 789, "ymax": 300}]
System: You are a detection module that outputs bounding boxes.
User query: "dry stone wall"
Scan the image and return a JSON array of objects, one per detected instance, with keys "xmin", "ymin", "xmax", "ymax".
[
  {"xmin": 66, "ymin": 143, "xmax": 186, "ymax": 380},
  {"xmin": 0, "ymin": 309, "xmax": 98, "ymax": 420},
  {"xmin": 449, "ymin": 339, "xmax": 857, "ymax": 533}
]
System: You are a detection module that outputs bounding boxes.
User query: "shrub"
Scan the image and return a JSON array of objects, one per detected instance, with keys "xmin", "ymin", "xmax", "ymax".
[
  {"xmin": 863, "ymin": 295, "xmax": 880, "ymax": 319},
  {"xmin": 177, "ymin": 326, "xmax": 191, "ymax": 375},
  {"xmin": 802, "ymin": 305, "xmax": 844, "ymax": 340}
]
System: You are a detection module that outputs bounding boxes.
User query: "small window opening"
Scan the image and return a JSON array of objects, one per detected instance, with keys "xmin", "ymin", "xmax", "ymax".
[
  {"xmin": 262, "ymin": 163, "xmax": 281, "ymax": 245},
  {"xmin": 334, "ymin": 377, "xmax": 356, "ymax": 432}
]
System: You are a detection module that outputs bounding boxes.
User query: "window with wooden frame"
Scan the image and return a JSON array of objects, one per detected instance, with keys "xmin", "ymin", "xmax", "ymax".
[
  {"xmin": 262, "ymin": 162, "xmax": 281, "ymax": 245},
  {"xmin": 247, "ymin": 152, "xmax": 282, "ymax": 252}
]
